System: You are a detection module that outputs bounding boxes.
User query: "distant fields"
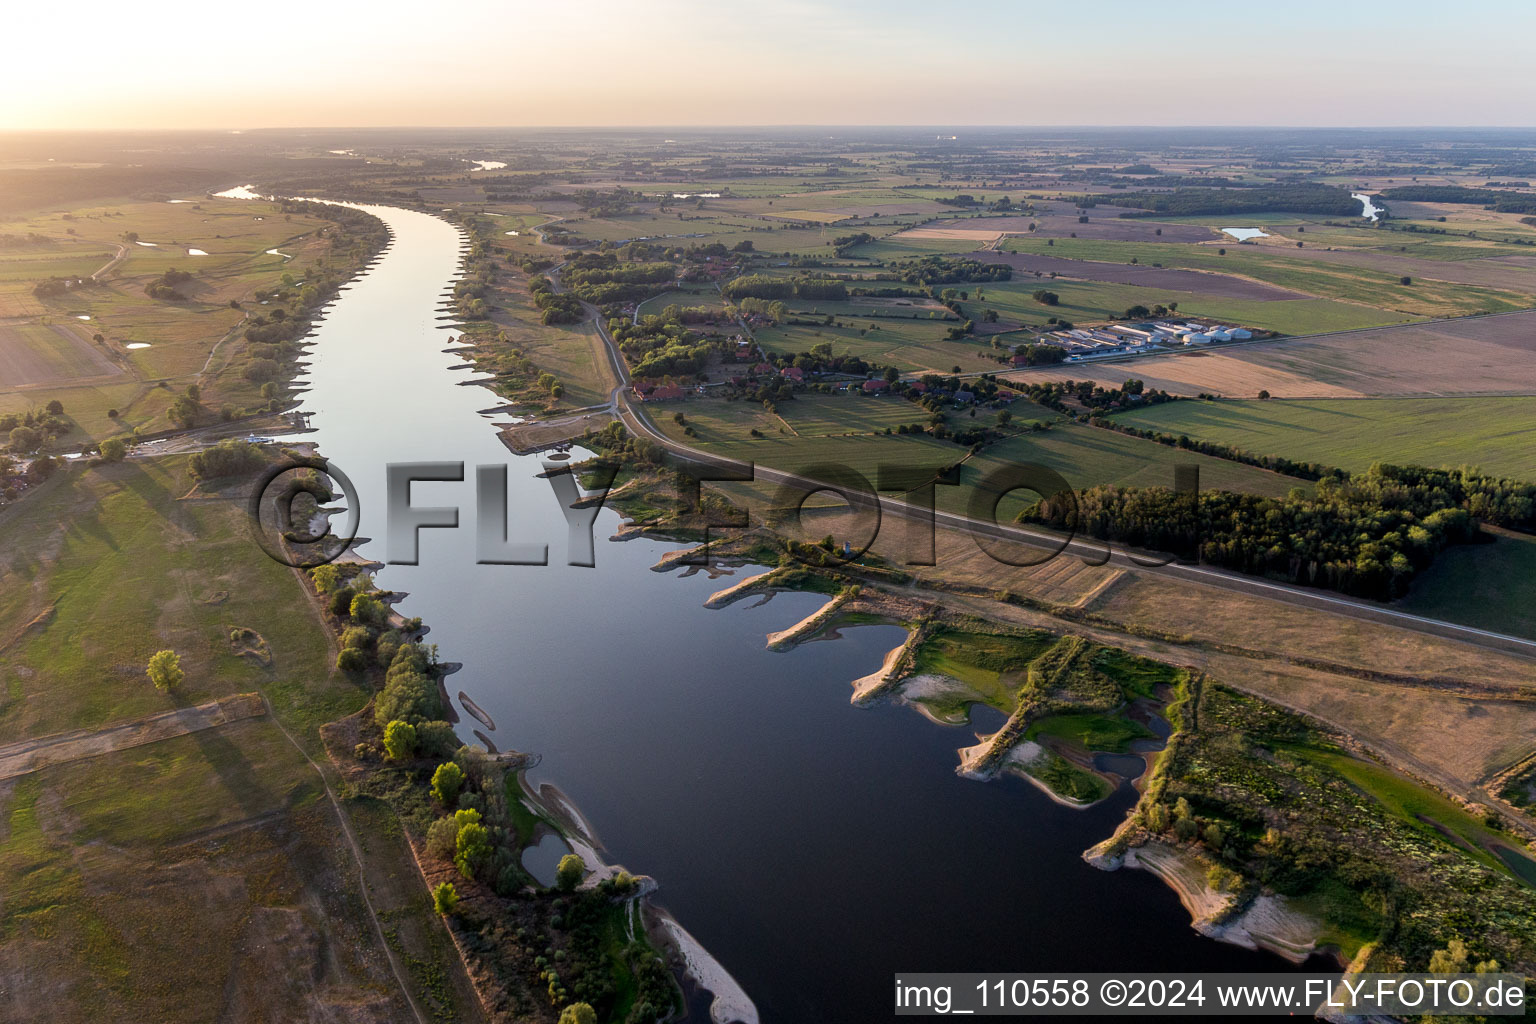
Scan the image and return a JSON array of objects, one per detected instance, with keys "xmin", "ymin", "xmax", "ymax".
[
  {"xmin": 1115, "ymin": 396, "xmax": 1536, "ymax": 479},
  {"xmin": 0, "ymin": 197, "xmax": 352, "ymax": 442},
  {"xmin": 976, "ymin": 277, "xmax": 1404, "ymax": 335},
  {"xmin": 998, "ymin": 237, "xmax": 1536, "ymax": 318}
]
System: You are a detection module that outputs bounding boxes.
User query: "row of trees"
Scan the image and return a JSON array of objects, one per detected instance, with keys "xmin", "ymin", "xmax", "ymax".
[{"xmin": 1022, "ymin": 466, "xmax": 1491, "ymax": 600}]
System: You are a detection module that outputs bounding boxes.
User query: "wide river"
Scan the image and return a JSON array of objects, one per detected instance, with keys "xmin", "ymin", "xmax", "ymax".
[{"xmin": 283, "ymin": 200, "xmax": 1320, "ymax": 1020}]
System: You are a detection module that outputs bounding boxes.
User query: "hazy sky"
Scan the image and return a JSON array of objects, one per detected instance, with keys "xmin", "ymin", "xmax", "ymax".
[{"xmin": 6, "ymin": 0, "xmax": 1534, "ymax": 129}]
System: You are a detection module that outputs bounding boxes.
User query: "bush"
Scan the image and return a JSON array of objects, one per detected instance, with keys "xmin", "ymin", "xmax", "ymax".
[
  {"xmin": 329, "ymin": 587, "xmax": 356, "ymax": 617},
  {"xmin": 426, "ymin": 816, "xmax": 459, "ymax": 860},
  {"xmin": 416, "ymin": 720, "xmax": 459, "ymax": 758},
  {"xmin": 382, "ymin": 720, "xmax": 417, "ymax": 760},
  {"xmin": 432, "ymin": 881, "xmax": 459, "ymax": 916},
  {"xmin": 336, "ymin": 647, "xmax": 369, "ymax": 673},
  {"xmin": 99, "ymin": 438, "xmax": 126, "ymax": 462},
  {"xmin": 558, "ymin": 1004, "xmax": 597, "ymax": 1024},
  {"xmin": 340, "ymin": 625, "xmax": 372, "ymax": 650},
  {"xmin": 431, "ymin": 761, "xmax": 465, "ymax": 805},
  {"xmin": 556, "ymin": 852, "xmax": 586, "ymax": 891}
]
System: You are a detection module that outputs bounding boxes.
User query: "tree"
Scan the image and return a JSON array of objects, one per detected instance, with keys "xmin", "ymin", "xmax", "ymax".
[
  {"xmin": 147, "ymin": 650, "xmax": 183, "ymax": 690},
  {"xmin": 349, "ymin": 592, "xmax": 384, "ymax": 625},
  {"xmin": 310, "ymin": 563, "xmax": 344, "ymax": 594},
  {"xmin": 1257, "ymin": 389, "xmax": 1271, "ymax": 400},
  {"xmin": 99, "ymin": 438, "xmax": 126, "ymax": 462},
  {"xmin": 556, "ymin": 852, "xmax": 585, "ymax": 891},
  {"xmin": 432, "ymin": 881, "xmax": 459, "ymax": 916},
  {"xmin": 383, "ymin": 720, "xmax": 417, "ymax": 760},
  {"xmin": 455, "ymin": 821, "xmax": 492, "ymax": 879},
  {"xmin": 1399, "ymin": 275, "xmax": 1412, "ymax": 285},
  {"xmin": 558, "ymin": 1004, "xmax": 597, "ymax": 1024},
  {"xmin": 431, "ymin": 761, "xmax": 465, "ymax": 805},
  {"xmin": 8, "ymin": 426, "xmax": 41, "ymax": 452},
  {"xmin": 45, "ymin": 400, "xmax": 64, "ymax": 415},
  {"xmin": 996, "ymin": 409, "xmax": 1013, "ymax": 427}
]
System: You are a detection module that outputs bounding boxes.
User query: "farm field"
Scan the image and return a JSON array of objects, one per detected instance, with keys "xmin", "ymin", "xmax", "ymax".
[
  {"xmin": 996, "ymin": 237, "xmax": 1536, "ymax": 318},
  {"xmin": 1005, "ymin": 308, "xmax": 1536, "ymax": 399},
  {"xmin": 978, "ymin": 277, "xmax": 1403, "ymax": 334},
  {"xmin": 0, "ymin": 323, "xmax": 123, "ymax": 388},
  {"xmin": 1113, "ymin": 396, "xmax": 1536, "ymax": 479}
]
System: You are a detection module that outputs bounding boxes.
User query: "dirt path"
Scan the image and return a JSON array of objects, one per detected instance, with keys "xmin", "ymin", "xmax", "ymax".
[
  {"xmin": 0, "ymin": 693, "xmax": 266, "ymax": 780},
  {"xmin": 90, "ymin": 243, "xmax": 129, "ymax": 282}
]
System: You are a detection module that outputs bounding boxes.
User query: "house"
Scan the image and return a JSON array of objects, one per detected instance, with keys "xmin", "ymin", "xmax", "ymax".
[
  {"xmin": 907, "ymin": 380, "xmax": 928, "ymax": 394},
  {"xmin": 1010, "ymin": 353, "xmax": 1032, "ymax": 367},
  {"xmin": 861, "ymin": 379, "xmax": 889, "ymax": 393},
  {"xmin": 752, "ymin": 362, "xmax": 775, "ymax": 375},
  {"xmin": 953, "ymin": 390, "xmax": 976, "ymax": 404},
  {"xmin": 781, "ymin": 366, "xmax": 805, "ymax": 382},
  {"xmin": 632, "ymin": 382, "xmax": 655, "ymax": 398},
  {"xmin": 645, "ymin": 384, "xmax": 687, "ymax": 401}
]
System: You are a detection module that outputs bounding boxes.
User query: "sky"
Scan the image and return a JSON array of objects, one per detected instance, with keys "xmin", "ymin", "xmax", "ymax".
[{"xmin": 4, "ymin": 0, "xmax": 1534, "ymax": 130}]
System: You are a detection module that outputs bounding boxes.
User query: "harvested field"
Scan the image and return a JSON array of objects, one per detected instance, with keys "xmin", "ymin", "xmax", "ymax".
[
  {"xmin": 1004, "ymin": 356, "xmax": 1364, "ymax": 399},
  {"xmin": 1252, "ymin": 243, "xmax": 1536, "ymax": 292},
  {"xmin": 0, "ymin": 323, "xmax": 122, "ymax": 387},
  {"xmin": 895, "ymin": 214, "xmax": 1214, "ymax": 244},
  {"xmin": 1006, "ymin": 309, "xmax": 1536, "ymax": 399},
  {"xmin": 969, "ymin": 249, "xmax": 1308, "ymax": 300}
]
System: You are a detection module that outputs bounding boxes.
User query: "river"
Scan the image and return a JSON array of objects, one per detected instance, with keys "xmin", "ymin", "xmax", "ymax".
[
  {"xmin": 1352, "ymin": 192, "xmax": 1384, "ymax": 220},
  {"xmin": 240, "ymin": 194, "xmax": 1325, "ymax": 1020}
]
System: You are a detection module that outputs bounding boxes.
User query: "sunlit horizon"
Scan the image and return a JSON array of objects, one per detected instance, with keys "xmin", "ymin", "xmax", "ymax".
[{"xmin": 6, "ymin": 0, "xmax": 1535, "ymax": 131}]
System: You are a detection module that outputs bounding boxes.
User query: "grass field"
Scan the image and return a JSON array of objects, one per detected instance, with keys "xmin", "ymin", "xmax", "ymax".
[
  {"xmin": 657, "ymin": 398, "xmax": 1308, "ymax": 506},
  {"xmin": 0, "ymin": 197, "xmax": 351, "ymax": 444},
  {"xmin": 0, "ymin": 456, "xmax": 477, "ymax": 1021},
  {"xmin": 1401, "ymin": 529, "xmax": 1536, "ymax": 641},
  {"xmin": 1114, "ymin": 396, "xmax": 1536, "ymax": 479},
  {"xmin": 753, "ymin": 316, "xmax": 998, "ymax": 375}
]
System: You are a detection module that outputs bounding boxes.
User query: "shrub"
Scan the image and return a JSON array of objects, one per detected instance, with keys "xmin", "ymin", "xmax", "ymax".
[
  {"xmin": 556, "ymin": 852, "xmax": 586, "ymax": 892},
  {"xmin": 416, "ymin": 720, "xmax": 459, "ymax": 757},
  {"xmin": 99, "ymin": 438, "xmax": 126, "ymax": 462},
  {"xmin": 329, "ymin": 587, "xmax": 356, "ymax": 617},
  {"xmin": 382, "ymin": 720, "xmax": 417, "ymax": 760},
  {"xmin": 432, "ymin": 881, "xmax": 459, "ymax": 916},
  {"xmin": 558, "ymin": 1004, "xmax": 597, "ymax": 1024},
  {"xmin": 336, "ymin": 647, "xmax": 369, "ymax": 673},
  {"xmin": 426, "ymin": 816, "xmax": 459, "ymax": 859}
]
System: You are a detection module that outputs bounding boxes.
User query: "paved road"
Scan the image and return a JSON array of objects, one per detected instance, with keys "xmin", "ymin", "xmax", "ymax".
[{"xmin": 580, "ymin": 305, "xmax": 1536, "ymax": 662}]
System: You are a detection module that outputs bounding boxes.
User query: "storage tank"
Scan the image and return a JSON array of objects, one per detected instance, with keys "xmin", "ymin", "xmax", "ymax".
[
  {"xmin": 1208, "ymin": 330, "xmax": 1232, "ymax": 342},
  {"xmin": 1230, "ymin": 328, "xmax": 1253, "ymax": 340}
]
